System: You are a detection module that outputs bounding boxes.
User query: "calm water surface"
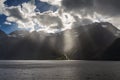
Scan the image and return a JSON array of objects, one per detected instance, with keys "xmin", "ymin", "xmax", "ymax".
[{"xmin": 0, "ymin": 60, "xmax": 120, "ymax": 80}]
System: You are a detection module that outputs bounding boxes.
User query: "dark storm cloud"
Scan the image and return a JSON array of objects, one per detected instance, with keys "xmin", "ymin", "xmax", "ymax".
[
  {"xmin": 95, "ymin": 0, "xmax": 120, "ymax": 16},
  {"xmin": 62, "ymin": 0, "xmax": 120, "ymax": 16},
  {"xmin": 62, "ymin": 0, "xmax": 93, "ymax": 10},
  {"xmin": 62, "ymin": 0, "xmax": 94, "ymax": 17}
]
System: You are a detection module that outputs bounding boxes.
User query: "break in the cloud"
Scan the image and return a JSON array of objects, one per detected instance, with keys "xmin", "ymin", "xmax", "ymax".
[{"xmin": 1, "ymin": 0, "xmax": 120, "ymax": 33}]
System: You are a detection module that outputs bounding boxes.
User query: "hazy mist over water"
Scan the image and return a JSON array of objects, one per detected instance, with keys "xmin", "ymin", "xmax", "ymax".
[{"xmin": 0, "ymin": 60, "xmax": 119, "ymax": 80}]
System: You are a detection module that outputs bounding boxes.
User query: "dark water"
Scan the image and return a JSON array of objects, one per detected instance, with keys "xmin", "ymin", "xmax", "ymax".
[{"xmin": 0, "ymin": 60, "xmax": 120, "ymax": 80}]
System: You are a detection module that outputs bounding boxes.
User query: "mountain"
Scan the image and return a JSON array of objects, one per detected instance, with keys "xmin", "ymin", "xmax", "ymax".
[
  {"xmin": 0, "ymin": 29, "xmax": 7, "ymax": 38},
  {"xmin": 62, "ymin": 22, "xmax": 118, "ymax": 60},
  {"xmin": 0, "ymin": 30, "xmax": 65, "ymax": 60},
  {"xmin": 101, "ymin": 38, "xmax": 120, "ymax": 60},
  {"xmin": 0, "ymin": 22, "xmax": 120, "ymax": 60},
  {"xmin": 9, "ymin": 30, "xmax": 30, "ymax": 38},
  {"xmin": 0, "ymin": 30, "xmax": 9, "ymax": 58}
]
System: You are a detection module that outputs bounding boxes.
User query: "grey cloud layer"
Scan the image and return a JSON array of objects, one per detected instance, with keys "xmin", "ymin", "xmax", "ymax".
[
  {"xmin": 62, "ymin": 0, "xmax": 120, "ymax": 16},
  {"xmin": 95, "ymin": 0, "xmax": 120, "ymax": 16},
  {"xmin": 62, "ymin": 0, "xmax": 93, "ymax": 10}
]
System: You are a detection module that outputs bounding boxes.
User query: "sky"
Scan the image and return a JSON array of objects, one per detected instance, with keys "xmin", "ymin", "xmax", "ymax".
[
  {"xmin": 0, "ymin": 0, "xmax": 58, "ymax": 33},
  {"xmin": 0, "ymin": 0, "xmax": 120, "ymax": 34}
]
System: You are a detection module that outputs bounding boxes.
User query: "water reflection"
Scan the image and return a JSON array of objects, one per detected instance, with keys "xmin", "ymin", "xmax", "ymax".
[{"xmin": 0, "ymin": 60, "xmax": 119, "ymax": 80}]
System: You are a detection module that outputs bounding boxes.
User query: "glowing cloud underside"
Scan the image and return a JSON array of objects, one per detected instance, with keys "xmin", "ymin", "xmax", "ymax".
[{"xmin": 1, "ymin": 0, "xmax": 120, "ymax": 33}]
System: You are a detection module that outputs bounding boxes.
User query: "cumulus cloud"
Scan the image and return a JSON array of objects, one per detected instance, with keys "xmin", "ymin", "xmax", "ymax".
[
  {"xmin": 0, "ymin": 0, "xmax": 6, "ymax": 14},
  {"xmin": 2, "ymin": 0, "xmax": 76, "ymax": 33},
  {"xmin": 40, "ymin": 0, "xmax": 62, "ymax": 6},
  {"xmin": 4, "ymin": 2, "xmax": 36, "ymax": 31}
]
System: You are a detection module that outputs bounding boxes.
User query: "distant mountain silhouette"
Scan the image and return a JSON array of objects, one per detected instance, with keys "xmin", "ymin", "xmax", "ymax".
[
  {"xmin": 0, "ymin": 30, "xmax": 9, "ymax": 58},
  {"xmin": 0, "ymin": 30, "xmax": 7, "ymax": 37},
  {"xmin": 0, "ymin": 30, "xmax": 65, "ymax": 60},
  {"xmin": 10, "ymin": 30, "xmax": 30, "ymax": 37},
  {"xmin": 0, "ymin": 22, "xmax": 120, "ymax": 60},
  {"xmin": 101, "ymin": 38, "xmax": 120, "ymax": 60},
  {"xmin": 63, "ymin": 22, "xmax": 118, "ymax": 60}
]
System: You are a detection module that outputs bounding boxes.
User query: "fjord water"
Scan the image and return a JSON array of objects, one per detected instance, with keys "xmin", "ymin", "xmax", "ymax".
[{"xmin": 0, "ymin": 60, "xmax": 119, "ymax": 80}]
